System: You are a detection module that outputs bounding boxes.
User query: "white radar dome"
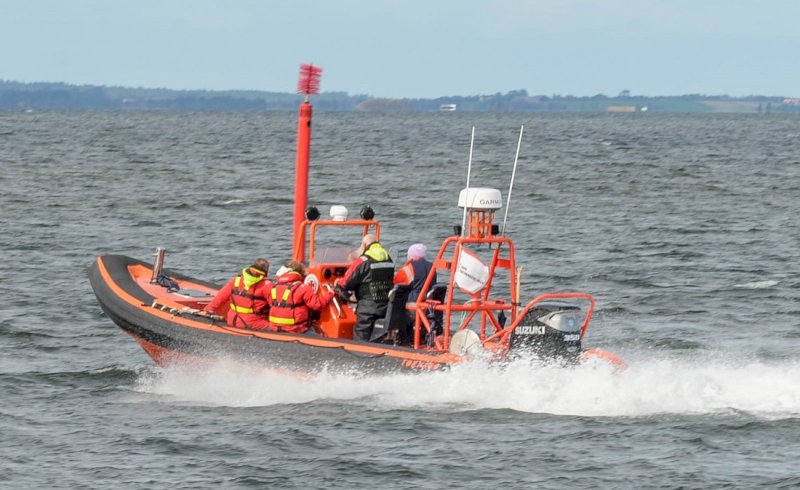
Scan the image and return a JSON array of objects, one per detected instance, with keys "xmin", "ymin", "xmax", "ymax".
[
  {"xmin": 457, "ymin": 188, "xmax": 502, "ymax": 210},
  {"xmin": 329, "ymin": 205, "xmax": 348, "ymax": 221}
]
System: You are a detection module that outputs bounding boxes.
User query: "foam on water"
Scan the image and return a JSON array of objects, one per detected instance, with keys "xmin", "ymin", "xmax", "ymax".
[
  {"xmin": 133, "ymin": 353, "xmax": 800, "ymax": 419},
  {"xmin": 734, "ymin": 280, "xmax": 780, "ymax": 289}
]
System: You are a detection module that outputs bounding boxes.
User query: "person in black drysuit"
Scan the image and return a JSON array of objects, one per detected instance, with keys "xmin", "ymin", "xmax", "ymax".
[{"xmin": 335, "ymin": 234, "xmax": 394, "ymax": 341}]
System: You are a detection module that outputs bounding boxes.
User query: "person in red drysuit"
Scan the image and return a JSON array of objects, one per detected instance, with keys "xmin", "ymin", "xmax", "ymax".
[
  {"xmin": 268, "ymin": 260, "xmax": 334, "ymax": 334},
  {"xmin": 203, "ymin": 258, "xmax": 273, "ymax": 330}
]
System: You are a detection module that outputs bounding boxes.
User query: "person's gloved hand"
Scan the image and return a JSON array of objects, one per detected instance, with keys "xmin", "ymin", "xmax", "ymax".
[{"xmin": 334, "ymin": 285, "xmax": 350, "ymax": 303}]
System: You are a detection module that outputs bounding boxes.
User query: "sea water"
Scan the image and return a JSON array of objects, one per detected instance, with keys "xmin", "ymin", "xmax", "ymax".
[{"xmin": 1, "ymin": 111, "xmax": 799, "ymax": 488}]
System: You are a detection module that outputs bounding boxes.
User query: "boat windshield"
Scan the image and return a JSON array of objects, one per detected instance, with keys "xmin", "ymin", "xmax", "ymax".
[{"xmin": 311, "ymin": 246, "xmax": 356, "ymax": 266}]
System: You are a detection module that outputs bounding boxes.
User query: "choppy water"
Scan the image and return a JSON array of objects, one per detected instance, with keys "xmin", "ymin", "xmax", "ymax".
[{"xmin": 1, "ymin": 110, "xmax": 799, "ymax": 488}]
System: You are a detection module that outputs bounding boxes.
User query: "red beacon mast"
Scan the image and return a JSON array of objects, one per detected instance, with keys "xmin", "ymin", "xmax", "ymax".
[{"xmin": 293, "ymin": 63, "xmax": 323, "ymax": 263}]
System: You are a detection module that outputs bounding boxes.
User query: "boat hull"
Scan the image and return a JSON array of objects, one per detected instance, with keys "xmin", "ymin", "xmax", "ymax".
[{"xmin": 88, "ymin": 255, "xmax": 460, "ymax": 374}]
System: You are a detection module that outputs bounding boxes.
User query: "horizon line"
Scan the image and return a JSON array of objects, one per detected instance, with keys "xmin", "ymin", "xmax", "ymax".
[{"xmin": 0, "ymin": 79, "xmax": 793, "ymax": 100}]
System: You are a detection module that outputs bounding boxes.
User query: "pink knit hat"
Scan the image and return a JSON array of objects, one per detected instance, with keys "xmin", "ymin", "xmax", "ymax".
[{"xmin": 407, "ymin": 243, "xmax": 427, "ymax": 260}]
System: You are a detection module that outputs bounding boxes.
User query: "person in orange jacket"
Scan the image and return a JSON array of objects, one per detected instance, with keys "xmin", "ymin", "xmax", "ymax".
[
  {"xmin": 393, "ymin": 243, "xmax": 436, "ymax": 302},
  {"xmin": 393, "ymin": 243, "xmax": 436, "ymax": 343},
  {"xmin": 203, "ymin": 258, "xmax": 273, "ymax": 330},
  {"xmin": 268, "ymin": 260, "xmax": 334, "ymax": 334}
]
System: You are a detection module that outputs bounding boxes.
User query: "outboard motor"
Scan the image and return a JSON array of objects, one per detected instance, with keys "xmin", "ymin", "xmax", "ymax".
[{"xmin": 509, "ymin": 303, "xmax": 583, "ymax": 364}]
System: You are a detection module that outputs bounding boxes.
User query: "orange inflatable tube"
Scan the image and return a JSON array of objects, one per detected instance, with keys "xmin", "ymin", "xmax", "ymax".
[{"xmin": 581, "ymin": 348, "xmax": 628, "ymax": 371}]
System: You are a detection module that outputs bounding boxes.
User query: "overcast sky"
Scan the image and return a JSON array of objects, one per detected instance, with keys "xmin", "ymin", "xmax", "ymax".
[{"xmin": 2, "ymin": 0, "xmax": 798, "ymax": 98}]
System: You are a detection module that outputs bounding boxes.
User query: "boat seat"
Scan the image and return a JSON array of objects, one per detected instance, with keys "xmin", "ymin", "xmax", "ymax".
[
  {"xmin": 393, "ymin": 284, "xmax": 447, "ymax": 346},
  {"xmin": 424, "ymin": 284, "xmax": 447, "ymax": 338},
  {"xmin": 425, "ymin": 284, "xmax": 447, "ymax": 302},
  {"xmin": 369, "ymin": 284, "xmax": 412, "ymax": 343}
]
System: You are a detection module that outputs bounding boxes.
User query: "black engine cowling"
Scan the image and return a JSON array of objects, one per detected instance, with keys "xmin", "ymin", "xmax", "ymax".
[{"xmin": 508, "ymin": 303, "xmax": 583, "ymax": 364}]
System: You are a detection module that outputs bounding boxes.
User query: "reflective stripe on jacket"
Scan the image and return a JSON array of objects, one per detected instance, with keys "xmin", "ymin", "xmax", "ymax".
[
  {"xmin": 358, "ymin": 260, "xmax": 394, "ymax": 302},
  {"xmin": 268, "ymin": 282, "xmax": 302, "ymax": 326},
  {"xmin": 203, "ymin": 267, "xmax": 272, "ymax": 330},
  {"xmin": 340, "ymin": 242, "xmax": 394, "ymax": 304},
  {"xmin": 268, "ymin": 270, "xmax": 335, "ymax": 333},
  {"xmin": 229, "ymin": 268, "xmax": 267, "ymax": 314},
  {"xmin": 394, "ymin": 258, "xmax": 435, "ymax": 302}
]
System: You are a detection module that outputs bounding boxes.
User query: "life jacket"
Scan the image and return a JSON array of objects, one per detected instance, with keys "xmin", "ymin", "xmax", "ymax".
[
  {"xmin": 358, "ymin": 243, "xmax": 394, "ymax": 302},
  {"xmin": 229, "ymin": 267, "xmax": 268, "ymax": 315},
  {"xmin": 269, "ymin": 280, "xmax": 304, "ymax": 328}
]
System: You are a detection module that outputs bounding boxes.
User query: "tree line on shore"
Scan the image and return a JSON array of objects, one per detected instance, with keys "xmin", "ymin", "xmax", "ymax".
[{"xmin": 1, "ymin": 80, "xmax": 796, "ymax": 113}]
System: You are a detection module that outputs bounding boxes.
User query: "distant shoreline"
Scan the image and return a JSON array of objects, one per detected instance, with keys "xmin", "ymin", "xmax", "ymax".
[{"xmin": 2, "ymin": 80, "xmax": 798, "ymax": 113}]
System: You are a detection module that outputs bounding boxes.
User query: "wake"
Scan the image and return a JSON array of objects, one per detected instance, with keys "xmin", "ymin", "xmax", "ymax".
[{"xmin": 131, "ymin": 353, "xmax": 800, "ymax": 419}]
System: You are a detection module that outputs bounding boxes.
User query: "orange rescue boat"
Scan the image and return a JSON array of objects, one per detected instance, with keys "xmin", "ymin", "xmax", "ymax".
[{"xmin": 88, "ymin": 64, "xmax": 625, "ymax": 374}]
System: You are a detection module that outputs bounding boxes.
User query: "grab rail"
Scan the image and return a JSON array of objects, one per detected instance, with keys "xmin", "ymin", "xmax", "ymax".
[
  {"xmin": 481, "ymin": 292, "xmax": 595, "ymax": 345},
  {"xmin": 323, "ymin": 284, "xmax": 343, "ymax": 318}
]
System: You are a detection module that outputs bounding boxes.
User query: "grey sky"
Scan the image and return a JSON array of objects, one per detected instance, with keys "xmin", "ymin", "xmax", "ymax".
[{"xmin": 2, "ymin": 0, "xmax": 798, "ymax": 98}]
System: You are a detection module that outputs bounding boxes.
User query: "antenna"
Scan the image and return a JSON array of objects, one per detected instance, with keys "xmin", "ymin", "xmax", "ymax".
[
  {"xmin": 501, "ymin": 125, "xmax": 524, "ymax": 236},
  {"xmin": 460, "ymin": 126, "xmax": 476, "ymax": 236}
]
